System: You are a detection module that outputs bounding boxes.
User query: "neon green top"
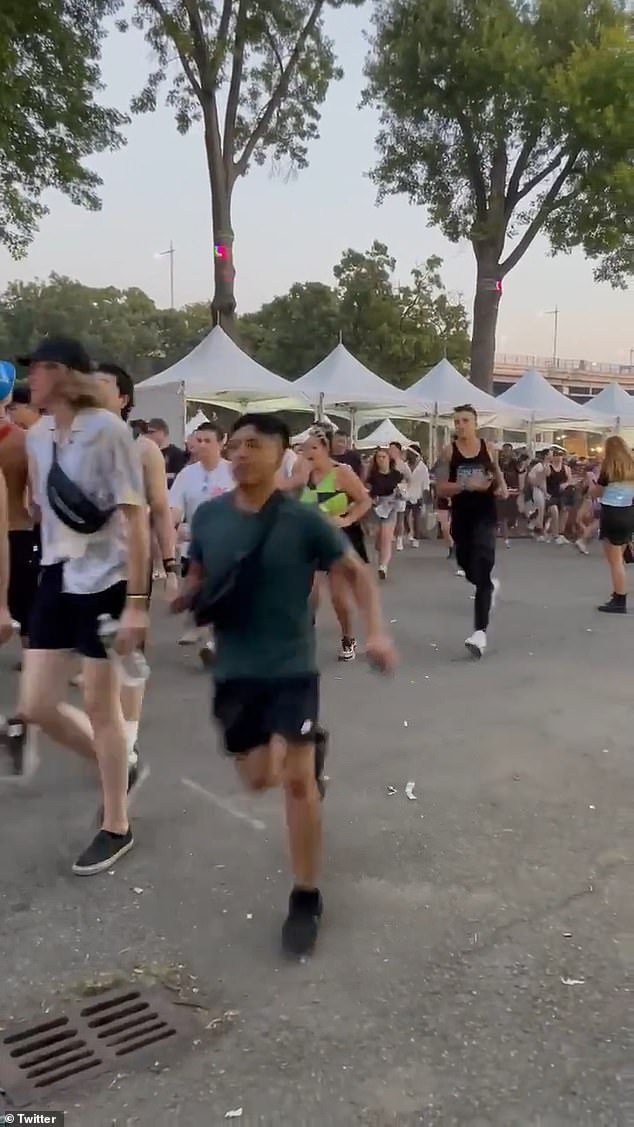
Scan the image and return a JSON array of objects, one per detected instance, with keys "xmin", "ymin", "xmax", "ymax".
[{"xmin": 300, "ymin": 466, "xmax": 349, "ymax": 518}]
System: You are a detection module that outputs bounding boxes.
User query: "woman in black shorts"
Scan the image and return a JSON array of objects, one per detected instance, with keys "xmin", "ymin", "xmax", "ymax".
[
  {"xmin": 593, "ymin": 436, "xmax": 634, "ymax": 614},
  {"xmin": 300, "ymin": 429, "xmax": 372, "ymax": 660}
]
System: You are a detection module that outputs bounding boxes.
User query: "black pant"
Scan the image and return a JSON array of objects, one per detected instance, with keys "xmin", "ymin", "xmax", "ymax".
[{"xmin": 453, "ymin": 521, "xmax": 496, "ymax": 632}]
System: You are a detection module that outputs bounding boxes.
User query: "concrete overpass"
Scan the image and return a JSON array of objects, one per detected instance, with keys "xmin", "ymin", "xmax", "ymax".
[{"xmin": 493, "ymin": 354, "xmax": 634, "ymax": 402}]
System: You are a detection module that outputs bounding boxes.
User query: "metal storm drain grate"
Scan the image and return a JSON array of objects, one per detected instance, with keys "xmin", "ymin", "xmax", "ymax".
[{"xmin": 0, "ymin": 987, "xmax": 195, "ymax": 1108}]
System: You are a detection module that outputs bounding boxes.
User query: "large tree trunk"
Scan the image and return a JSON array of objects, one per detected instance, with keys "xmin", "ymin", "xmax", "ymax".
[
  {"xmin": 470, "ymin": 252, "xmax": 502, "ymax": 393},
  {"xmin": 210, "ymin": 178, "xmax": 236, "ymax": 335},
  {"xmin": 204, "ymin": 108, "xmax": 237, "ymax": 336}
]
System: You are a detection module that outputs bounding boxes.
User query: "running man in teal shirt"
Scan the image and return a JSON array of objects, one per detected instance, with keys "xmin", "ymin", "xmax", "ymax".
[{"xmin": 171, "ymin": 413, "xmax": 397, "ymax": 958}]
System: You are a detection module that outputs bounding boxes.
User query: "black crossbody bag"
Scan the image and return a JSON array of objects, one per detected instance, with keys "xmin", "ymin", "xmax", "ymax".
[
  {"xmin": 46, "ymin": 442, "xmax": 115, "ymax": 534},
  {"xmin": 192, "ymin": 491, "xmax": 283, "ymax": 630}
]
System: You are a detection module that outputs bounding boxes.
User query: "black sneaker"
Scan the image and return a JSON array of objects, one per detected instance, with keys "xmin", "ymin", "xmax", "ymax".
[
  {"xmin": 597, "ymin": 594, "xmax": 627, "ymax": 614},
  {"xmin": 0, "ymin": 718, "xmax": 38, "ymax": 780},
  {"xmin": 338, "ymin": 636, "xmax": 356, "ymax": 662},
  {"xmin": 72, "ymin": 828, "xmax": 134, "ymax": 876},
  {"xmin": 281, "ymin": 887, "xmax": 323, "ymax": 957},
  {"xmin": 314, "ymin": 727, "xmax": 329, "ymax": 800},
  {"xmin": 199, "ymin": 641, "xmax": 215, "ymax": 668}
]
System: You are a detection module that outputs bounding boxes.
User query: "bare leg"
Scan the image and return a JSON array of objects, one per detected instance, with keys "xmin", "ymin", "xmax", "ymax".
[
  {"xmin": 328, "ymin": 570, "xmax": 353, "ymax": 638},
  {"xmin": 235, "ymin": 742, "xmax": 284, "ymax": 792},
  {"xmin": 120, "ymin": 681, "xmax": 144, "ymax": 761},
  {"xmin": 533, "ymin": 490, "xmax": 545, "ymax": 535},
  {"xmin": 604, "ymin": 542, "xmax": 627, "ymax": 596},
  {"xmin": 438, "ymin": 511, "xmax": 452, "ymax": 550},
  {"xmin": 379, "ymin": 520, "xmax": 395, "ymax": 569},
  {"xmin": 82, "ymin": 658, "xmax": 129, "ymax": 834},
  {"xmin": 282, "ymin": 742, "xmax": 321, "ymax": 889},
  {"xmin": 19, "ymin": 650, "xmax": 95, "ymax": 761}
]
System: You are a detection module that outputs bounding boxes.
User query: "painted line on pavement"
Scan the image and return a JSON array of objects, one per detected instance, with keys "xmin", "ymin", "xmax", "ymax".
[{"xmin": 181, "ymin": 777, "xmax": 266, "ymax": 831}]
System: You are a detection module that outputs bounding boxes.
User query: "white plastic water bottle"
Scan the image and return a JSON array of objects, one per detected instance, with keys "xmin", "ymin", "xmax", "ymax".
[{"xmin": 98, "ymin": 614, "xmax": 150, "ymax": 687}]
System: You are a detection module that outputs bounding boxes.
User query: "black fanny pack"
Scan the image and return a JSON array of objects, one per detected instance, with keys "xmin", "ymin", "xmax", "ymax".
[
  {"xmin": 192, "ymin": 492, "xmax": 283, "ymax": 630},
  {"xmin": 46, "ymin": 442, "xmax": 115, "ymax": 535}
]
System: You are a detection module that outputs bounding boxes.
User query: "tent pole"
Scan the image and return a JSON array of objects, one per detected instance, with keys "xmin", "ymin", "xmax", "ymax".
[
  {"xmin": 317, "ymin": 392, "xmax": 325, "ymax": 424},
  {"xmin": 179, "ymin": 381, "xmax": 186, "ymax": 447}
]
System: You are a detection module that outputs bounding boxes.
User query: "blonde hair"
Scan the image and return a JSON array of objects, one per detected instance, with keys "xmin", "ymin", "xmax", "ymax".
[
  {"xmin": 55, "ymin": 368, "xmax": 102, "ymax": 412},
  {"xmin": 601, "ymin": 435, "xmax": 634, "ymax": 483}
]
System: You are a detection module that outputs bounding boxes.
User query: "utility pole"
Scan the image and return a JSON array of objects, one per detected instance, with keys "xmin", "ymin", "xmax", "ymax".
[
  {"xmin": 545, "ymin": 306, "xmax": 559, "ymax": 368},
  {"xmin": 160, "ymin": 241, "xmax": 175, "ymax": 308}
]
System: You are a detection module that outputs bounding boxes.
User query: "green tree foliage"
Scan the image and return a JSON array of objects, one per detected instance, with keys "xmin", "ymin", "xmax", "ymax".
[
  {"xmin": 239, "ymin": 241, "xmax": 470, "ymax": 382},
  {"xmin": 0, "ymin": 0, "xmax": 127, "ymax": 256},
  {"xmin": 122, "ymin": 0, "xmax": 361, "ymax": 331},
  {"xmin": 364, "ymin": 0, "xmax": 634, "ymax": 390},
  {"xmin": 239, "ymin": 282, "xmax": 342, "ymax": 375},
  {"xmin": 0, "ymin": 275, "xmax": 211, "ymax": 377}
]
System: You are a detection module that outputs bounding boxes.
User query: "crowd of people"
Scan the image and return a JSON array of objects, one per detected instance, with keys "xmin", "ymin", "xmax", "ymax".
[{"xmin": 0, "ymin": 337, "xmax": 633, "ymax": 957}]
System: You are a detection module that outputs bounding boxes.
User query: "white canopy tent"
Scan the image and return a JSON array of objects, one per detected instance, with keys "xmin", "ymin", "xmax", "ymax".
[
  {"xmin": 585, "ymin": 383, "xmax": 634, "ymax": 432},
  {"xmin": 185, "ymin": 409, "xmax": 209, "ymax": 437},
  {"xmin": 134, "ymin": 326, "xmax": 310, "ymax": 443},
  {"xmin": 496, "ymin": 368, "xmax": 609, "ymax": 432},
  {"xmin": 406, "ymin": 359, "xmax": 524, "ymax": 424},
  {"xmin": 357, "ymin": 418, "xmax": 414, "ymax": 450},
  {"xmin": 404, "ymin": 358, "xmax": 526, "ymax": 462},
  {"xmin": 293, "ymin": 343, "xmax": 431, "ymax": 427}
]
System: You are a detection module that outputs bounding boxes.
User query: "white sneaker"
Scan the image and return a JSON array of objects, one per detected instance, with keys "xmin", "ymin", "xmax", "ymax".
[
  {"xmin": 378, "ymin": 564, "xmax": 388, "ymax": 580},
  {"xmin": 199, "ymin": 640, "xmax": 216, "ymax": 668},
  {"xmin": 411, "ymin": 539, "xmax": 420, "ymax": 548},
  {"xmin": 465, "ymin": 630, "xmax": 487, "ymax": 659},
  {"xmin": 491, "ymin": 577, "xmax": 501, "ymax": 614},
  {"xmin": 456, "ymin": 568, "xmax": 466, "ymax": 578},
  {"xmin": 504, "ymin": 538, "xmax": 511, "ymax": 549},
  {"xmin": 555, "ymin": 535, "xmax": 568, "ymax": 546},
  {"xmin": 575, "ymin": 538, "xmax": 590, "ymax": 556},
  {"xmin": 396, "ymin": 536, "xmax": 404, "ymax": 551}
]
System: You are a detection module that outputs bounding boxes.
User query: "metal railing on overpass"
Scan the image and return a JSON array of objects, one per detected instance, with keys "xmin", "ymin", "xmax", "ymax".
[{"xmin": 495, "ymin": 353, "xmax": 633, "ymax": 376}]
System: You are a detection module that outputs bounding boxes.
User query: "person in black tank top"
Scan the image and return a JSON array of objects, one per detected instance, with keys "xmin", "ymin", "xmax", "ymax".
[
  {"xmin": 436, "ymin": 404, "xmax": 508, "ymax": 658},
  {"xmin": 545, "ymin": 449, "xmax": 571, "ymax": 544}
]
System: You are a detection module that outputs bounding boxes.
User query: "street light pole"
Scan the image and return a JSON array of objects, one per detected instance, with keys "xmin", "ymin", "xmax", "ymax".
[
  {"xmin": 545, "ymin": 306, "xmax": 559, "ymax": 368},
  {"xmin": 160, "ymin": 241, "xmax": 175, "ymax": 308}
]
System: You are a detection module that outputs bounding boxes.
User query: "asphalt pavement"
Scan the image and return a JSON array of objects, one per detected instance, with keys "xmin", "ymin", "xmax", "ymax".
[{"xmin": 1, "ymin": 539, "xmax": 633, "ymax": 1127}]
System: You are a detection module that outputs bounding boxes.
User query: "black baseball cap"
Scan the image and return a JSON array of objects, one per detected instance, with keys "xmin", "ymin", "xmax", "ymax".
[{"xmin": 17, "ymin": 337, "xmax": 93, "ymax": 373}]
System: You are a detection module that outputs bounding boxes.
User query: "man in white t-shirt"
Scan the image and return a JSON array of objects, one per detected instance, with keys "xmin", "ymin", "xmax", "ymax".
[
  {"xmin": 169, "ymin": 422, "xmax": 234, "ymax": 659},
  {"xmin": 388, "ymin": 441, "xmax": 412, "ymax": 551},
  {"xmin": 404, "ymin": 445, "xmax": 430, "ymax": 547}
]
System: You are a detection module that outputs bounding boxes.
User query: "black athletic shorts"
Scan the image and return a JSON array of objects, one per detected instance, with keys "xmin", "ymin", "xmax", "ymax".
[
  {"xmin": 343, "ymin": 522, "xmax": 369, "ymax": 563},
  {"xmin": 8, "ymin": 528, "xmax": 41, "ymax": 636},
  {"xmin": 29, "ymin": 563, "xmax": 127, "ymax": 659},
  {"xmin": 213, "ymin": 674, "xmax": 320, "ymax": 756},
  {"xmin": 547, "ymin": 494, "xmax": 564, "ymax": 512},
  {"xmin": 599, "ymin": 505, "xmax": 634, "ymax": 547}
]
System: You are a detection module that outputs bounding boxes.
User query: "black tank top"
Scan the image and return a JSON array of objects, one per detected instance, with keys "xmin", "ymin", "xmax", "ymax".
[
  {"xmin": 547, "ymin": 465, "xmax": 567, "ymax": 498},
  {"xmin": 449, "ymin": 438, "xmax": 497, "ymax": 527}
]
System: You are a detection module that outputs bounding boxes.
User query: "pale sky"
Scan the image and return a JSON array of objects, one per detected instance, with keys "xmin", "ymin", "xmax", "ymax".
[{"xmin": 0, "ymin": 5, "xmax": 631, "ymax": 367}]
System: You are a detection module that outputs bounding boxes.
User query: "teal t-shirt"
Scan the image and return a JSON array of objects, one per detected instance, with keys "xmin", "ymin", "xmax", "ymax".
[{"xmin": 189, "ymin": 492, "xmax": 348, "ymax": 682}]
